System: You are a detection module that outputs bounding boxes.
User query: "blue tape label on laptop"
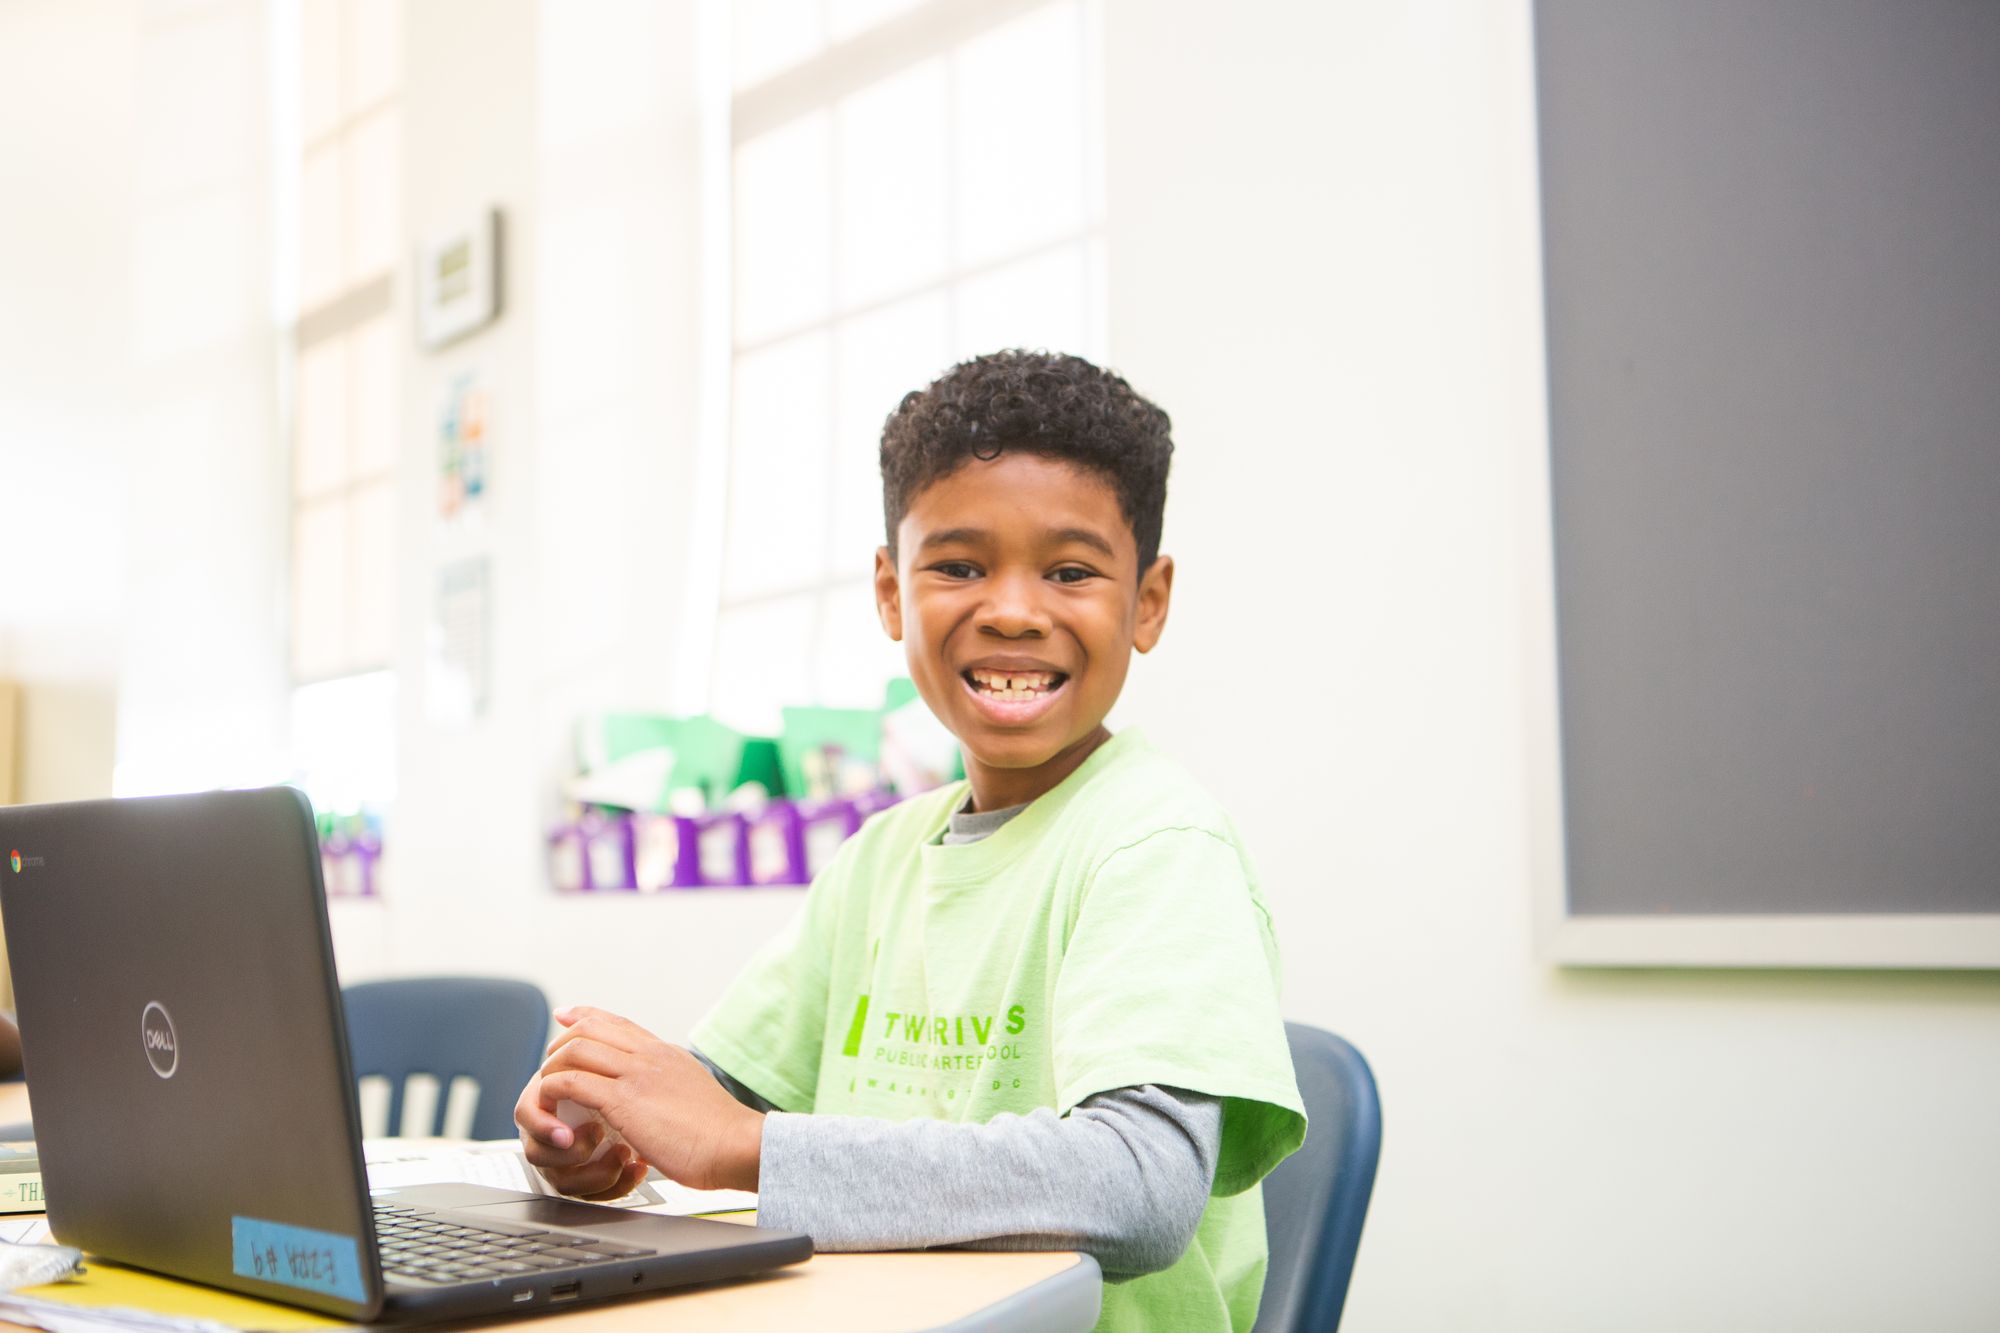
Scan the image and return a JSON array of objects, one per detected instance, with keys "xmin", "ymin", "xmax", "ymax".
[{"xmin": 231, "ymin": 1216, "xmax": 367, "ymax": 1304}]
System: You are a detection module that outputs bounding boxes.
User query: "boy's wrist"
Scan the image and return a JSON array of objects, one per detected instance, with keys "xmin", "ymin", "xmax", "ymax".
[{"xmin": 731, "ymin": 1108, "xmax": 765, "ymax": 1192}]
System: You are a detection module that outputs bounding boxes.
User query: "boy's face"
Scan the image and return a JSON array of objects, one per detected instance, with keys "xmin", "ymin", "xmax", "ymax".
[{"xmin": 874, "ymin": 452, "xmax": 1173, "ymax": 807}]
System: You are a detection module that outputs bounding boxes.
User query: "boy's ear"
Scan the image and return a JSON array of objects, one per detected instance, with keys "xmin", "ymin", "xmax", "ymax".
[
  {"xmin": 1133, "ymin": 554, "xmax": 1174, "ymax": 654},
  {"xmin": 874, "ymin": 546, "xmax": 904, "ymax": 642}
]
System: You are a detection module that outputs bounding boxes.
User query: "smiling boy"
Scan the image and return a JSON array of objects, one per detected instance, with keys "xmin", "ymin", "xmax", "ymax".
[{"xmin": 518, "ymin": 351, "xmax": 1305, "ymax": 1332}]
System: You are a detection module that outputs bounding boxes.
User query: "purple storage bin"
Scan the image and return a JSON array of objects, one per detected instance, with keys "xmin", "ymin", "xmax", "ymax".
[
  {"xmin": 633, "ymin": 813, "xmax": 700, "ymax": 891},
  {"xmin": 327, "ymin": 835, "xmax": 380, "ymax": 897},
  {"xmin": 746, "ymin": 801, "xmax": 807, "ymax": 886},
  {"xmin": 582, "ymin": 812, "xmax": 637, "ymax": 891},
  {"xmin": 692, "ymin": 810, "xmax": 751, "ymax": 886},
  {"xmin": 320, "ymin": 831, "xmax": 353, "ymax": 897},
  {"xmin": 547, "ymin": 822, "xmax": 588, "ymax": 893},
  {"xmin": 797, "ymin": 797, "xmax": 861, "ymax": 880},
  {"xmin": 351, "ymin": 831, "xmax": 382, "ymax": 897},
  {"xmin": 851, "ymin": 789, "xmax": 902, "ymax": 822}
]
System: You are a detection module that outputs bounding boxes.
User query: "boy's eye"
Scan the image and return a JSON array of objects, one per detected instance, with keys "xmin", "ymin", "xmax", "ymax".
[
  {"xmin": 931, "ymin": 561, "xmax": 980, "ymax": 579},
  {"xmin": 1050, "ymin": 566, "xmax": 1097, "ymax": 585}
]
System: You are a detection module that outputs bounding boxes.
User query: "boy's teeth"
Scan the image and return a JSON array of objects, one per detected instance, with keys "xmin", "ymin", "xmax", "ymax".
[{"xmin": 969, "ymin": 669, "xmax": 1058, "ymax": 694}]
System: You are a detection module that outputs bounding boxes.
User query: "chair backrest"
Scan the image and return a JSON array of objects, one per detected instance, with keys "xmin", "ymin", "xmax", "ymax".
[
  {"xmin": 1253, "ymin": 1023, "xmax": 1382, "ymax": 1333},
  {"xmin": 341, "ymin": 977, "xmax": 550, "ymax": 1141}
]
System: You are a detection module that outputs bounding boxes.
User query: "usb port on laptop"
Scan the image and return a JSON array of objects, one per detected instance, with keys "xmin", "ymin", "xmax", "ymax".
[{"xmin": 550, "ymin": 1283, "xmax": 580, "ymax": 1302}]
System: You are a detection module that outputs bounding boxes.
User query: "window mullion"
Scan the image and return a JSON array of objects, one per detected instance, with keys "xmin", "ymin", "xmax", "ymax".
[
  {"xmin": 732, "ymin": 226, "xmax": 1097, "ymax": 360},
  {"xmin": 720, "ymin": 0, "xmax": 1099, "ymax": 722}
]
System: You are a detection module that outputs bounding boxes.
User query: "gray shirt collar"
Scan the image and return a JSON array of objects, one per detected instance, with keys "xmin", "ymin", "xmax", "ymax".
[{"xmin": 940, "ymin": 794, "xmax": 1030, "ymax": 846}]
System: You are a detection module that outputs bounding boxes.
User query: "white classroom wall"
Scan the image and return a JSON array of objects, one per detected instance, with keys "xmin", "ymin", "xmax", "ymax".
[
  {"xmin": 1101, "ymin": 4, "xmax": 2000, "ymax": 1329},
  {"xmin": 1, "ymin": 0, "xmax": 290, "ymax": 805},
  {"xmin": 113, "ymin": 0, "xmax": 292, "ymax": 805},
  {"xmin": 329, "ymin": 0, "xmax": 807, "ymax": 1016},
  {"xmin": 0, "ymin": 1, "xmax": 133, "ymax": 802},
  {"xmin": 3, "ymin": 2, "xmax": 1997, "ymax": 1329}
]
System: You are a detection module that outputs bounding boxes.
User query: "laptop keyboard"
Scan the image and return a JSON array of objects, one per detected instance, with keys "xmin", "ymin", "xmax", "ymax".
[{"xmin": 372, "ymin": 1203, "xmax": 656, "ymax": 1285}]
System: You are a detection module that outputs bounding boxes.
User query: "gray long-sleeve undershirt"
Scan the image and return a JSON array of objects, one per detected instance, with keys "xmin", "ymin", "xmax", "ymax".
[
  {"xmin": 686, "ymin": 798, "xmax": 1223, "ymax": 1278},
  {"xmin": 692, "ymin": 1052, "xmax": 1220, "ymax": 1278}
]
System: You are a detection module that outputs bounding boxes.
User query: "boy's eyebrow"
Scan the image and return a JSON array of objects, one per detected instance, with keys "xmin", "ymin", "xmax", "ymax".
[
  {"xmin": 919, "ymin": 527, "xmax": 989, "ymax": 551},
  {"xmin": 918, "ymin": 526, "xmax": 1119, "ymax": 558},
  {"xmin": 1049, "ymin": 526, "xmax": 1117, "ymax": 557}
]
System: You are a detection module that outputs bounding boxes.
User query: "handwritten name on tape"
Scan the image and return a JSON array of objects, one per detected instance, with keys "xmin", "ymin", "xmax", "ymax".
[{"xmin": 230, "ymin": 1216, "xmax": 366, "ymax": 1304}]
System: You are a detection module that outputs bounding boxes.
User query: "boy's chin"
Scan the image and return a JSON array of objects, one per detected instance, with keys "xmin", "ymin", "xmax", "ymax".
[
  {"xmin": 960, "ymin": 735, "xmax": 1065, "ymax": 771},
  {"xmin": 955, "ymin": 724, "xmax": 1097, "ymax": 776}
]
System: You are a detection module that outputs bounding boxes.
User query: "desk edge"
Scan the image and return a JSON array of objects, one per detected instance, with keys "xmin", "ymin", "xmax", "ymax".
[{"xmin": 924, "ymin": 1253, "xmax": 1101, "ymax": 1333}]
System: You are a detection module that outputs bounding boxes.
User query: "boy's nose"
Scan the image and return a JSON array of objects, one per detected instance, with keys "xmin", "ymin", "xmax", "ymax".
[{"xmin": 977, "ymin": 573, "xmax": 1052, "ymax": 638}]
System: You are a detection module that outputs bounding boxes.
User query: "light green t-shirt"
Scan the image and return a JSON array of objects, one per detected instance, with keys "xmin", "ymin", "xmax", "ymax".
[{"xmin": 691, "ymin": 729, "xmax": 1306, "ymax": 1333}]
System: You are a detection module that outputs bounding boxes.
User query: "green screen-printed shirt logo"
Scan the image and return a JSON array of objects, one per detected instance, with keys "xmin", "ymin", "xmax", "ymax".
[{"xmin": 837, "ymin": 988, "xmax": 1033, "ymax": 1103}]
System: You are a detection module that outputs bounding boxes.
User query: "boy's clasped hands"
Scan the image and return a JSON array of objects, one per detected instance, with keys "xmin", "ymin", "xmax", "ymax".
[{"xmin": 514, "ymin": 1005, "xmax": 765, "ymax": 1200}]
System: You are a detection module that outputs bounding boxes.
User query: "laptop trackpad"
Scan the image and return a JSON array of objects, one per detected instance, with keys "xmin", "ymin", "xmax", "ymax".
[{"xmin": 454, "ymin": 1197, "xmax": 678, "ymax": 1231}]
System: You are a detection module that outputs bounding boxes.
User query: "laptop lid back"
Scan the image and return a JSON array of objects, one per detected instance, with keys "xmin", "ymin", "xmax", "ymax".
[{"xmin": 0, "ymin": 787, "xmax": 384, "ymax": 1320}]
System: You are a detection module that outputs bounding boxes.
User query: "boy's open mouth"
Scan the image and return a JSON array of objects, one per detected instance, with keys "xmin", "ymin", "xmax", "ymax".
[{"xmin": 961, "ymin": 667, "xmax": 1070, "ymax": 703}]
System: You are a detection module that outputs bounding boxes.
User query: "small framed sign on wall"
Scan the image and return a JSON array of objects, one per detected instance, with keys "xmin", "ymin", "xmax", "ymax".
[{"xmin": 416, "ymin": 208, "xmax": 501, "ymax": 349}]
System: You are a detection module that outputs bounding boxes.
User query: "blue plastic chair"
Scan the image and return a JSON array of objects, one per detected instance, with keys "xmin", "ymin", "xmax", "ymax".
[
  {"xmin": 341, "ymin": 977, "xmax": 550, "ymax": 1142},
  {"xmin": 1253, "ymin": 1023, "xmax": 1382, "ymax": 1333}
]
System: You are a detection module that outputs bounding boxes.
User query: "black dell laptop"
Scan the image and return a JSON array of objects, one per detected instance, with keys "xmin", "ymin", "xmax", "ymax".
[{"xmin": 0, "ymin": 787, "xmax": 811, "ymax": 1322}]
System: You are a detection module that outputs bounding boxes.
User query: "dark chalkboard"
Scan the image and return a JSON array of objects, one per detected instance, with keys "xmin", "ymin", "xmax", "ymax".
[{"xmin": 1535, "ymin": 0, "xmax": 2000, "ymax": 917}]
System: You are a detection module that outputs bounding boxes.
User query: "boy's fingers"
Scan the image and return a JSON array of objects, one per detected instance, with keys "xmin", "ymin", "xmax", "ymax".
[
  {"xmin": 554, "ymin": 1004, "xmax": 636, "ymax": 1025},
  {"xmin": 515, "ymin": 1096, "xmax": 572, "ymax": 1147},
  {"xmin": 521, "ymin": 1115, "xmax": 606, "ymax": 1168},
  {"xmin": 538, "ymin": 1068, "xmax": 619, "ymax": 1115},
  {"xmin": 573, "ymin": 1154, "xmax": 647, "ymax": 1203},
  {"xmin": 546, "ymin": 1009, "xmax": 650, "ymax": 1057},
  {"xmin": 540, "ymin": 1037, "xmax": 628, "ymax": 1080},
  {"xmin": 545, "ymin": 1015, "xmax": 612, "ymax": 1056},
  {"xmin": 541, "ymin": 1151, "xmax": 628, "ymax": 1201},
  {"xmin": 515, "ymin": 1078, "xmax": 574, "ymax": 1149},
  {"xmin": 570, "ymin": 1145, "xmax": 636, "ymax": 1197},
  {"xmin": 545, "ymin": 1021, "xmax": 609, "ymax": 1058},
  {"xmin": 612, "ymin": 1157, "xmax": 649, "ymax": 1197}
]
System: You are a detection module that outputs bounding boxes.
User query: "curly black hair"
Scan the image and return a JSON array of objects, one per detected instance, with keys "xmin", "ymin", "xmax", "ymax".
[{"xmin": 880, "ymin": 349, "xmax": 1174, "ymax": 573}]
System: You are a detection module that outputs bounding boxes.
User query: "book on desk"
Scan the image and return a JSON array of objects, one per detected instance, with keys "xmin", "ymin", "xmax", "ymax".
[{"xmin": 0, "ymin": 1144, "xmax": 42, "ymax": 1215}]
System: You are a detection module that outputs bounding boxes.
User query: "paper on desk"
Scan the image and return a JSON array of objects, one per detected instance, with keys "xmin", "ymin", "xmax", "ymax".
[
  {"xmin": 362, "ymin": 1140, "xmax": 757, "ymax": 1216},
  {"xmin": 0, "ymin": 1219, "xmax": 53, "ymax": 1247},
  {"xmin": 0, "ymin": 1295, "xmax": 234, "ymax": 1333},
  {"xmin": 0, "ymin": 1259, "xmax": 345, "ymax": 1333},
  {"xmin": 0, "ymin": 1149, "xmax": 757, "ymax": 1333}
]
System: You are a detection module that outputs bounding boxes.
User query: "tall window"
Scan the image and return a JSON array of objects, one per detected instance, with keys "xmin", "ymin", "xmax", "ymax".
[
  {"xmin": 288, "ymin": 0, "xmax": 402, "ymax": 811},
  {"xmin": 713, "ymin": 0, "xmax": 1104, "ymax": 733}
]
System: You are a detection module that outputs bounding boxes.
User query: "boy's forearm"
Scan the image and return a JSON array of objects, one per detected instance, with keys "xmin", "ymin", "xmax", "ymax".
[
  {"xmin": 688, "ymin": 1047, "xmax": 1219, "ymax": 1260},
  {"xmin": 753, "ymin": 1086, "xmax": 1221, "ymax": 1278}
]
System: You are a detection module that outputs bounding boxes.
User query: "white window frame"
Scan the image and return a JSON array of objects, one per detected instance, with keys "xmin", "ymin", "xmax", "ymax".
[
  {"xmin": 707, "ymin": 0, "xmax": 1106, "ymax": 730},
  {"xmin": 279, "ymin": 0, "xmax": 404, "ymax": 817}
]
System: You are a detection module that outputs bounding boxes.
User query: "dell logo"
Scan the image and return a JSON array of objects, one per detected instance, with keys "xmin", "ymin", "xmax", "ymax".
[{"xmin": 141, "ymin": 1001, "xmax": 178, "ymax": 1078}]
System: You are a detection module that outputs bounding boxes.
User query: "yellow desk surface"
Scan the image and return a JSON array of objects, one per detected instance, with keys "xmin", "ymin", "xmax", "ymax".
[
  {"xmin": 6, "ymin": 1248, "xmax": 1095, "ymax": 1333},
  {"xmin": 429, "ymin": 1246, "xmax": 1094, "ymax": 1333},
  {"xmin": 0, "ymin": 1087, "xmax": 1100, "ymax": 1333}
]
